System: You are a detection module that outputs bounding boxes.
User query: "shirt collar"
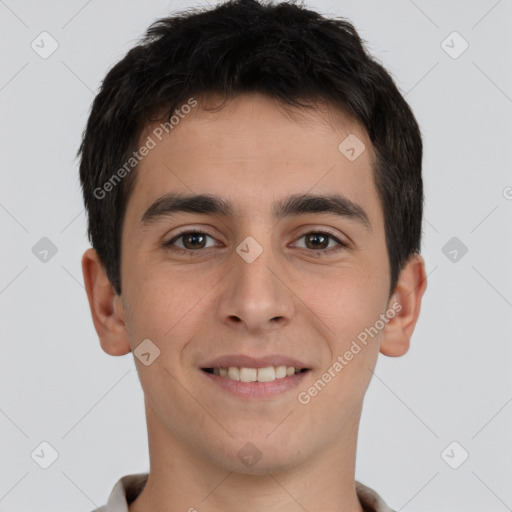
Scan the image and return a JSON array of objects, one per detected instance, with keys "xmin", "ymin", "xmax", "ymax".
[{"xmin": 96, "ymin": 473, "xmax": 395, "ymax": 512}]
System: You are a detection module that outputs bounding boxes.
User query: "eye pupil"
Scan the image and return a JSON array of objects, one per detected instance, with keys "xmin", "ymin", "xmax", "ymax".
[
  {"xmin": 306, "ymin": 233, "xmax": 329, "ymax": 250},
  {"xmin": 183, "ymin": 233, "xmax": 206, "ymax": 249}
]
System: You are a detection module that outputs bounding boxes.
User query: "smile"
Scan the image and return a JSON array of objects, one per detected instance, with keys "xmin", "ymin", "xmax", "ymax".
[
  {"xmin": 202, "ymin": 365, "xmax": 308, "ymax": 382},
  {"xmin": 201, "ymin": 366, "xmax": 311, "ymax": 399}
]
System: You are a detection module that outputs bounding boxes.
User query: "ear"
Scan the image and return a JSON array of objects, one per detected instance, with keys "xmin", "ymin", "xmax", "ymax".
[
  {"xmin": 81, "ymin": 248, "xmax": 132, "ymax": 356},
  {"xmin": 379, "ymin": 253, "xmax": 427, "ymax": 357}
]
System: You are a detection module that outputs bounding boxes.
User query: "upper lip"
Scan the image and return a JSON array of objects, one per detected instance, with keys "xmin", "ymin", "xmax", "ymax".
[{"xmin": 201, "ymin": 354, "xmax": 310, "ymax": 370}]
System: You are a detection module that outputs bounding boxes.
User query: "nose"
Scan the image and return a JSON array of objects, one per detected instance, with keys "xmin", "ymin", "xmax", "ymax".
[{"xmin": 216, "ymin": 240, "xmax": 295, "ymax": 333}]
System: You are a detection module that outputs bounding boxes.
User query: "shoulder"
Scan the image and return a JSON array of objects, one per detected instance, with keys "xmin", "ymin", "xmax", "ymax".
[
  {"xmin": 89, "ymin": 473, "xmax": 149, "ymax": 512},
  {"xmin": 355, "ymin": 480, "xmax": 396, "ymax": 512}
]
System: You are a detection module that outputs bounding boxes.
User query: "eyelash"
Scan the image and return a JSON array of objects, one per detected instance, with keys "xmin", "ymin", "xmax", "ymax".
[{"xmin": 163, "ymin": 230, "xmax": 348, "ymax": 256}]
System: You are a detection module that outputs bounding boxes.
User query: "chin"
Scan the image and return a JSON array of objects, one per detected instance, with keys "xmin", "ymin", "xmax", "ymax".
[{"xmin": 217, "ymin": 438, "xmax": 307, "ymax": 476}]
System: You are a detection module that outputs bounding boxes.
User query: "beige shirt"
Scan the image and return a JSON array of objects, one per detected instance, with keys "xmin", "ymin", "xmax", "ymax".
[{"xmin": 91, "ymin": 473, "xmax": 396, "ymax": 512}]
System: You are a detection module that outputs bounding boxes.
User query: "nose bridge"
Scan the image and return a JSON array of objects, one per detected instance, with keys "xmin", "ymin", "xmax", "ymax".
[{"xmin": 217, "ymin": 232, "xmax": 294, "ymax": 331}]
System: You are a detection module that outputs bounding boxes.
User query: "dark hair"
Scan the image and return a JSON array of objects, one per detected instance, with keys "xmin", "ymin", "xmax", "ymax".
[{"xmin": 78, "ymin": 0, "xmax": 423, "ymax": 298}]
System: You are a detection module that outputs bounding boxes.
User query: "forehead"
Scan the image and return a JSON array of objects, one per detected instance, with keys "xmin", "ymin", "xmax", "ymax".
[{"xmin": 127, "ymin": 93, "xmax": 380, "ymax": 223}]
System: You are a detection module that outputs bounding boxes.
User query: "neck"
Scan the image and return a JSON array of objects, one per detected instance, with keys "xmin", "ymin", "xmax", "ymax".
[{"xmin": 129, "ymin": 402, "xmax": 365, "ymax": 512}]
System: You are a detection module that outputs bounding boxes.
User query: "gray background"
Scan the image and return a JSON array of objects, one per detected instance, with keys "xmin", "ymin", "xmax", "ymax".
[{"xmin": 1, "ymin": 0, "xmax": 511, "ymax": 510}]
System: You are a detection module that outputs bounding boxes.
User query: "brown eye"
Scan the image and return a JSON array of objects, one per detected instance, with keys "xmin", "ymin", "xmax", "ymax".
[
  {"xmin": 304, "ymin": 233, "xmax": 329, "ymax": 250},
  {"xmin": 181, "ymin": 232, "xmax": 207, "ymax": 249},
  {"xmin": 164, "ymin": 231, "xmax": 217, "ymax": 252},
  {"xmin": 293, "ymin": 231, "xmax": 348, "ymax": 256}
]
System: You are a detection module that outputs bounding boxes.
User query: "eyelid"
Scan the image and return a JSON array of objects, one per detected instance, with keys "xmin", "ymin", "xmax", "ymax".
[
  {"xmin": 294, "ymin": 226, "xmax": 347, "ymax": 242},
  {"xmin": 164, "ymin": 224, "xmax": 223, "ymax": 242}
]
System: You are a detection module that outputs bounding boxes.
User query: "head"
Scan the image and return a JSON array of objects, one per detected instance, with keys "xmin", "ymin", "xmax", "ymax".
[{"xmin": 80, "ymin": 0, "xmax": 427, "ymax": 474}]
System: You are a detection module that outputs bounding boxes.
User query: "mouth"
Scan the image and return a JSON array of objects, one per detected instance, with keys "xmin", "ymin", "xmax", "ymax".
[
  {"xmin": 201, "ymin": 366, "xmax": 310, "ymax": 383},
  {"xmin": 200, "ymin": 365, "xmax": 311, "ymax": 399},
  {"xmin": 199, "ymin": 354, "xmax": 312, "ymax": 398}
]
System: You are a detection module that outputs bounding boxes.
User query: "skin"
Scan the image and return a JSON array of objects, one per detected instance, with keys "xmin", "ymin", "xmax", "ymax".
[{"xmin": 82, "ymin": 92, "xmax": 427, "ymax": 512}]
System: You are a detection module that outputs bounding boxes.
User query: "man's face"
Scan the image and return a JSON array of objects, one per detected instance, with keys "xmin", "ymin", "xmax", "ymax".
[{"xmin": 118, "ymin": 93, "xmax": 393, "ymax": 471}]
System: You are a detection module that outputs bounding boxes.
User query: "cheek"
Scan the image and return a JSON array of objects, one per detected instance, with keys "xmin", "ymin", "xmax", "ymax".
[
  {"xmin": 123, "ymin": 267, "xmax": 213, "ymax": 349},
  {"xmin": 298, "ymin": 265, "xmax": 387, "ymax": 345},
  {"xmin": 301, "ymin": 277, "xmax": 385, "ymax": 410}
]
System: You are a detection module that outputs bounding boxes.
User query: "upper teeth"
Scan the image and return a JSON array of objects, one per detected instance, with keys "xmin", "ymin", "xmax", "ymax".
[{"xmin": 213, "ymin": 366, "xmax": 299, "ymax": 382}]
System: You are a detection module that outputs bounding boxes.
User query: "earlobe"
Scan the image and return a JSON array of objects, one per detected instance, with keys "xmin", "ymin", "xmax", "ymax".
[
  {"xmin": 379, "ymin": 253, "xmax": 428, "ymax": 357},
  {"xmin": 81, "ymin": 248, "xmax": 132, "ymax": 356}
]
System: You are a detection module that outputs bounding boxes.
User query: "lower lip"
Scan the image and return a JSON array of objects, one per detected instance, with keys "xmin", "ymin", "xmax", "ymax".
[{"xmin": 201, "ymin": 369, "xmax": 310, "ymax": 399}]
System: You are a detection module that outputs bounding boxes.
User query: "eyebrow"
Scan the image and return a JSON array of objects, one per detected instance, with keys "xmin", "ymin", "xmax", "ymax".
[{"xmin": 141, "ymin": 192, "xmax": 371, "ymax": 231}]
